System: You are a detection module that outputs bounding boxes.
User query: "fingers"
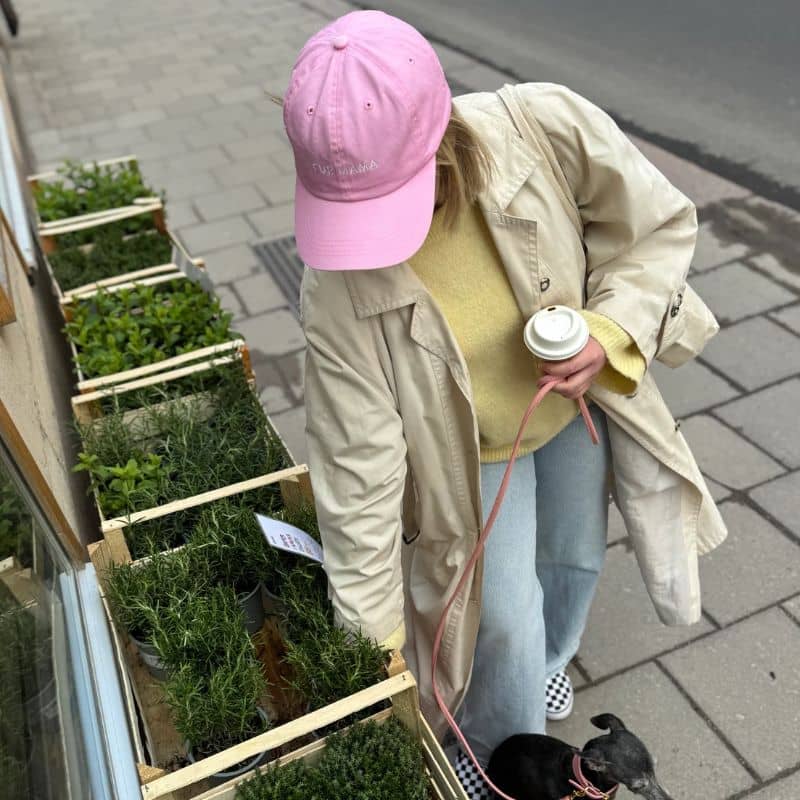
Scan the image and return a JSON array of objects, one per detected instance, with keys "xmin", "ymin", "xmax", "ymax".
[
  {"xmin": 539, "ymin": 365, "xmax": 596, "ymax": 400},
  {"xmin": 539, "ymin": 351, "xmax": 589, "ymax": 378}
]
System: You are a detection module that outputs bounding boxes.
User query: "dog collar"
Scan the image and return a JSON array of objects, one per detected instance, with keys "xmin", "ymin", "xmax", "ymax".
[{"xmin": 564, "ymin": 754, "xmax": 619, "ymax": 799}]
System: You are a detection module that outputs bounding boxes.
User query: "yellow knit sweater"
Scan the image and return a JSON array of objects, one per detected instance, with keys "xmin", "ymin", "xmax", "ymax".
[{"xmin": 408, "ymin": 202, "xmax": 645, "ymax": 463}]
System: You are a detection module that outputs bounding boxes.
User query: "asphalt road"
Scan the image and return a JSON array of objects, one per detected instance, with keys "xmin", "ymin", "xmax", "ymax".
[{"xmin": 361, "ymin": 0, "xmax": 800, "ymax": 208}]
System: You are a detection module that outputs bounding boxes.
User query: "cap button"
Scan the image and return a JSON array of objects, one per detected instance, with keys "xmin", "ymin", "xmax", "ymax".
[{"xmin": 332, "ymin": 34, "xmax": 349, "ymax": 50}]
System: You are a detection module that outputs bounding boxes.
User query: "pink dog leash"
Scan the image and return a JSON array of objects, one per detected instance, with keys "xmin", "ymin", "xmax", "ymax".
[
  {"xmin": 567, "ymin": 754, "xmax": 619, "ymax": 799},
  {"xmin": 431, "ymin": 376, "xmax": 599, "ymax": 800}
]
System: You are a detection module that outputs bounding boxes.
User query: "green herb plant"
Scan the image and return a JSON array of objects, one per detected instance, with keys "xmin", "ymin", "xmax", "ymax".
[
  {"xmin": 74, "ymin": 452, "xmax": 167, "ymax": 517},
  {"xmin": 236, "ymin": 718, "xmax": 429, "ymax": 800},
  {"xmin": 64, "ymin": 279, "xmax": 233, "ymax": 378},
  {"xmin": 156, "ymin": 587, "xmax": 269, "ymax": 758},
  {"xmin": 104, "ymin": 546, "xmax": 209, "ymax": 643},
  {"xmin": 34, "ymin": 159, "xmax": 155, "ymax": 221},
  {"xmin": 75, "ymin": 369, "xmax": 288, "ymax": 553},
  {"xmin": 277, "ymin": 549, "xmax": 387, "ymax": 714},
  {"xmin": 191, "ymin": 501, "xmax": 272, "ymax": 598},
  {"xmin": 49, "ymin": 227, "xmax": 172, "ymax": 292},
  {"xmin": 0, "ymin": 464, "xmax": 33, "ymax": 568}
]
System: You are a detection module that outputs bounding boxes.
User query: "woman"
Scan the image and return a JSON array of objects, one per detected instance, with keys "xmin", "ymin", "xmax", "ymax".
[{"xmin": 281, "ymin": 9, "xmax": 726, "ymax": 798}]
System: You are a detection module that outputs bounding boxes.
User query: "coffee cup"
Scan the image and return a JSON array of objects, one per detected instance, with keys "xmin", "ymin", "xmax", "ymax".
[{"xmin": 523, "ymin": 305, "xmax": 589, "ymax": 361}]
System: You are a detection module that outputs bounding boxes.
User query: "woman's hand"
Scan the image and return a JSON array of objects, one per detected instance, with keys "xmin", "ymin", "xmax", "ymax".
[{"xmin": 537, "ymin": 337, "xmax": 607, "ymax": 400}]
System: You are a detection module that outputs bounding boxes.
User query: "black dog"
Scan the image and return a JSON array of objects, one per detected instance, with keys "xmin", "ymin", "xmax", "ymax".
[{"xmin": 487, "ymin": 714, "xmax": 673, "ymax": 800}]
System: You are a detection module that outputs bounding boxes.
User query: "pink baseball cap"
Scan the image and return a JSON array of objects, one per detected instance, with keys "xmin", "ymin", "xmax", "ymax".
[{"xmin": 283, "ymin": 10, "xmax": 452, "ymax": 270}]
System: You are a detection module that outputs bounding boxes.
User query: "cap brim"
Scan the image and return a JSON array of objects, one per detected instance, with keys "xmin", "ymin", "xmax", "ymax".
[{"xmin": 294, "ymin": 155, "xmax": 437, "ymax": 270}]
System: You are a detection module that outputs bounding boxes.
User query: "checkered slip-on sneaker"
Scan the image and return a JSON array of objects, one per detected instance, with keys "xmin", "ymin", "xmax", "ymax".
[
  {"xmin": 454, "ymin": 749, "xmax": 493, "ymax": 800},
  {"xmin": 545, "ymin": 669, "xmax": 574, "ymax": 721}
]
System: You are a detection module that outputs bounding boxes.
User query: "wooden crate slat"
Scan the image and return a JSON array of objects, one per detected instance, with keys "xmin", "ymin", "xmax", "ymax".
[
  {"xmin": 141, "ymin": 673, "xmax": 416, "ymax": 799},
  {"xmin": 77, "ymin": 339, "xmax": 247, "ymax": 392},
  {"xmin": 63, "ymin": 262, "xmax": 178, "ymax": 298},
  {"xmin": 101, "ymin": 464, "xmax": 309, "ymax": 534}
]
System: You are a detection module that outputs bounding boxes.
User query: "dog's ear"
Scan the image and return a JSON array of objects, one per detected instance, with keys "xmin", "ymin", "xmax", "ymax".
[
  {"xmin": 590, "ymin": 713, "xmax": 627, "ymax": 733},
  {"xmin": 580, "ymin": 747, "xmax": 608, "ymax": 773}
]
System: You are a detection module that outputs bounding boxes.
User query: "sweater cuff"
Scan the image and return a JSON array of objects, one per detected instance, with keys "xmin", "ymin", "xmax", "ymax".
[
  {"xmin": 378, "ymin": 621, "xmax": 406, "ymax": 652},
  {"xmin": 580, "ymin": 310, "xmax": 646, "ymax": 396}
]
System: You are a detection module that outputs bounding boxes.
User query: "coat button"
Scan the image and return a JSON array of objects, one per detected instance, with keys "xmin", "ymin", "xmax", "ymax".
[{"xmin": 540, "ymin": 278, "xmax": 550, "ymax": 291}]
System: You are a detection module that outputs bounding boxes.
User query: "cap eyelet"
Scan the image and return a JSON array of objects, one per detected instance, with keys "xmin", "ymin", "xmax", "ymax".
[
  {"xmin": 364, "ymin": 100, "xmax": 373, "ymax": 110},
  {"xmin": 306, "ymin": 105, "xmax": 314, "ymax": 115},
  {"xmin": 408, "ymin": 57, "xmax": 415, "ymax": 63}
]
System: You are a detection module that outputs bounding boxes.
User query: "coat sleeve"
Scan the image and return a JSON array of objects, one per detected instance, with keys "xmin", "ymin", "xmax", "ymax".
[
  {"xmin": 300, "ymin": 267, "xmax": 407, "ymax": 644},
  {"xmin": 518, "ymin": 82, "xmax": 699, "ymax": 364}
]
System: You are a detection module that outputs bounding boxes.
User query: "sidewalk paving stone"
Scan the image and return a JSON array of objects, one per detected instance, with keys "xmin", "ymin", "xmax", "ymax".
[
  {"xmin": 276, "ymin": 350, "xmax": 304, "ymax": 403},
  {"xmin": 194, "ymin": 185, "xmax": 264, "ymax": 222},
  {"xmin": 163, "ymin": 200, "xmax": 199, "ymax": 229},
  {"xmin": 212, "ymin": 155, "xmax": 283, "ymax": 188},
  {"xmin": 700, "ymin": 316, "xmax": 800, "ymax": 391},
  {"xmin": 704, "ymin": 477, "xmax": 732, "ymax": 503},
  {"xmin": 697, "ymin": 500, "xmax": 800, "ymax": 625},
  {"xmin": 179, "ymin": 215, "xmax": 257, "ymax": 253},
  {"xmin": 689, "ymin": 262, "xmax": 795, "ymax": 324},
  {"xmin": 157, "ymin": 171, "xmax": 221, "ymax": 202},
  {"xmin": 745, "ymin": 771, "xmax": 800, "ymax": 800},
  {"xmin": 236, "ymin": 309, "xmax": 304, "ymax": 358},
  {"xmin": 550, "ymin": 663, "xmax": 754, "ymax": 800},
  {"xmin": 214, "ymin": 284, "xmax": 246, "ymax": 323},
  {"xmin": 661, "ymin": 608, "xmax": 800, "ymax": 779},
  {"xmin": 714, "ymin": 378, "xmax": 799, "ymax": 469},
  {"xmin": 577, "ymin": 545, "xmax": 713, "ymax": 679},
  {"xmin": 679, "ymin": 415, "xmax": 784, "ymax": 490},
  {"xmin": 233, "ymin": 272, "xmax": 286, "ymax": 316},
  {"xmin": 692, "ymin": 221, "xmax": 751, "ymax": 271},
  {"xmin": 269, "ymin": 405, "xmax": 308, "ymax": 466},
  {"xmin": 247, "ymin": 204, "xmax": 294, "ymax": 239},
  {"xmin": 783, "ymin": 597, "xmax": 800, "ymax": 623},
  {"xmin": 650, "ymin": 360, "xmax": 739, "ymax": 417},
  {"xmin": 750, "ymin": 472, "xmax": 800, "ymax": 537},
  {"xmin": 771, "ymin": 303, "xmax": 800, "ymax": 335},
  {"xmin": 222, "ymin": 132, "xmax": 289, "ymax": 161},
  {"xmin": 751, "ymin": 252, "xmax": 800, "ymax": 292},
  {"xmin": 254, "ymin": 361, "xmax": 294, "ymax": 416},
  {"xmin": 201, "ymin": 243, "xmax": 262, "ymax": 284}
]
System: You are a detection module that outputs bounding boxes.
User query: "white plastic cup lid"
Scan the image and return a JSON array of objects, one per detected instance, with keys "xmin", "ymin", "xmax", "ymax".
[{"xmin": 523, "ymin": 305, "xmax": 589, "ymax": 361}]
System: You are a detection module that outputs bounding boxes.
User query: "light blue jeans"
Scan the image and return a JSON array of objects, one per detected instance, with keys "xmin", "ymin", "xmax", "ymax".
[{"xmin": 456, "ymin": 405, "xmax": 611, "ymax": 766}]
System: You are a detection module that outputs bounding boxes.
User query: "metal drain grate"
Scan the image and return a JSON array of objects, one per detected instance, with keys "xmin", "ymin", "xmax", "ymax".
[{"xmin": 252, "ymin": 235, "xmax": 304, "ymax": 319}]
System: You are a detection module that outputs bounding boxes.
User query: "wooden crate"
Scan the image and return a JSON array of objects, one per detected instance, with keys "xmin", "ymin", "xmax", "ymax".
[
  {"xmin": 43, "ymin": 224, "xmax": 204, "ymax": 310},
  {"xmin": 98, "ymin": 462, "xmax": 312, "ymax": 568},
  {"xmin": 27, "ymin": 155, "xmax": 166, "ymax": 256},
  {"xmin": 157, "ymin": 667, "xmax": 466, "ymax": 800},
  {"xmin": 71, "ymin": 339, "xmax": 255, "ymax": 428},
  {"xmin": 85, "ymin": 468, "xmax": 444, "ymax": 800},
  {"xmin": 63, "ymin": 272, "xmax": 236, "ymax": 388}
]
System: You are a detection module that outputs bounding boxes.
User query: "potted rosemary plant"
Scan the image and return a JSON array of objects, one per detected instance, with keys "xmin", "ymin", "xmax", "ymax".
[
  {"xmin": 104, "ymin": 546, "xmax": 208, "ymax": 680},
  {"xmin": 75, "ymin": 367, "xmax": 290, "ymax": 556},
  {"xmin": 191, "ymin": 500, "xmax": 273, "ymax": 635},
  {"xmin": 154, "ymin": 586, "xmax": 273, "ymax": 784}
]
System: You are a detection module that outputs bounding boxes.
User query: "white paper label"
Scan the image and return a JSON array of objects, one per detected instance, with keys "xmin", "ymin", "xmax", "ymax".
[{"xmin": 255, "ymin": 513, "xmax": 324, "ymax": 563}]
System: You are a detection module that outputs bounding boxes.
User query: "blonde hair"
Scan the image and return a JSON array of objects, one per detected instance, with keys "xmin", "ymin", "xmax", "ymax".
[
  {"xmin": 434, "ymin": 104, "xmax": 494, "ymax": 229},
  {"xmin": 265, "ymin": 90, "xmax": 494, "ymax": 230}
]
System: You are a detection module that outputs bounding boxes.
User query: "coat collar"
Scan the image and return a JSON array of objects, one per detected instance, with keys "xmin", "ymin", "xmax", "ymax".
[{"xmin": 343, "ymin": 91, "xmax": 539, "ymax": 320}]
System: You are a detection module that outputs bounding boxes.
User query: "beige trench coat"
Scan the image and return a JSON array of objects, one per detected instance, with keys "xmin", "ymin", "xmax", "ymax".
[{"xmin": 300, "ymin": 82, "xmax": 728, "ymax": 740}]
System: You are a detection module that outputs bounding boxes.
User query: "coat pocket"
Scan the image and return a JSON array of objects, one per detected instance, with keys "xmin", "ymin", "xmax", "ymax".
[{"xmin": 655, "ymin": 284, "xmax": 720, "ymax": 368}]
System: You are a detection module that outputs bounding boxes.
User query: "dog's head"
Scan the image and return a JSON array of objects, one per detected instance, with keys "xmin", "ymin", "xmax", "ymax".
[{"xmin": 580, "ymin": 714, "xmax": 673, "ymax": 800}]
